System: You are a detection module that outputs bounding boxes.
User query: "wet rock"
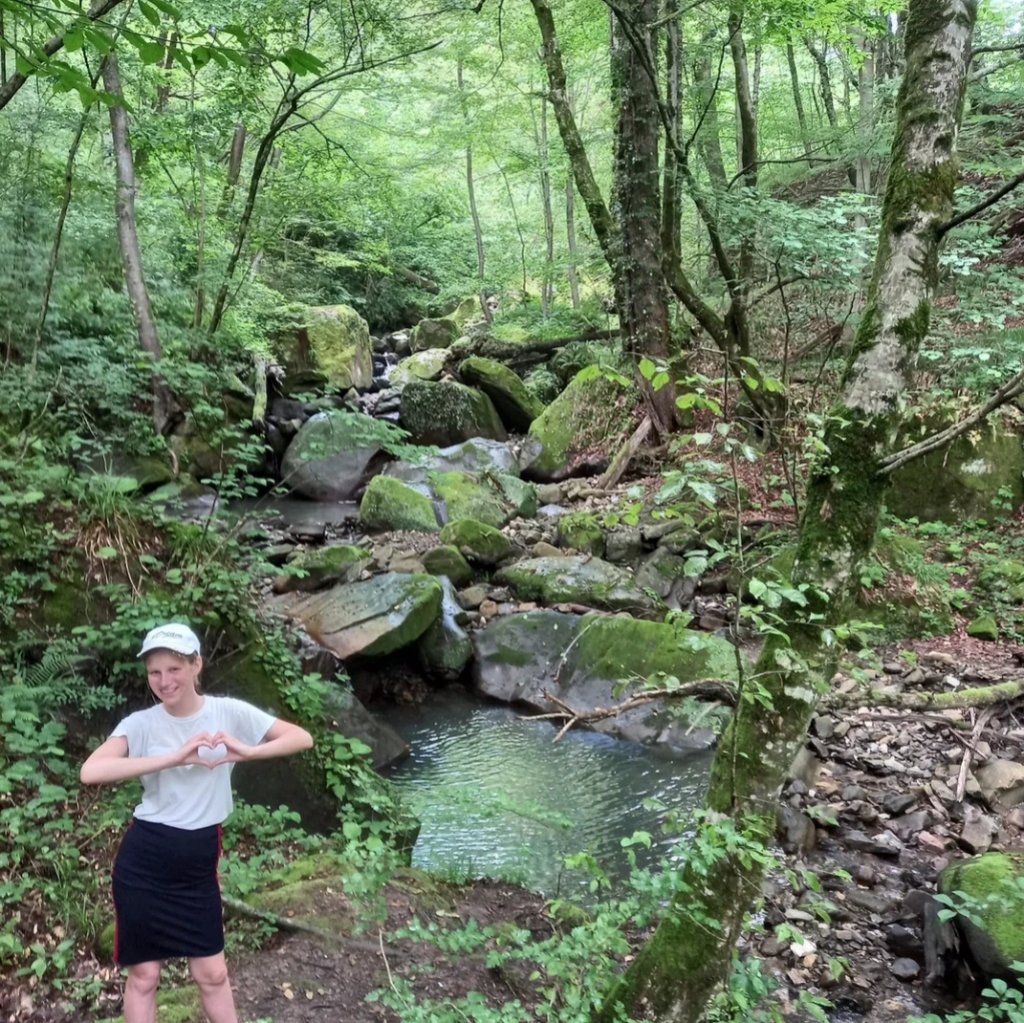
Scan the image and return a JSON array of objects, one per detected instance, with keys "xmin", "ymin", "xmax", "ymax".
[
  {"xmin": 272, "ymin": 572, "xmax": 443, "ymax": 660},
  {"xmin": 891, "ymin": 810, "xmax": 931, "ymax": 840},
  {"xmin": 421, "ymin": 545, "xmax": 474, "ymax": 587},
  {"xmin": 419, "ymin": 578, "xmax": 473, "ymax": 681},
  {"xmin": 281, "ymin": 411, "xmax": 386, "ymax": 501},
  {"xmin": 885, "ymin": 924, "xmax": 922, "ymax": 957},
  {"xmin": 889, "ymin": 958, "xmax": 920, "ymax": 980},
  {"xmin": 272, "ymin": 544, "xmax": 372, "ymax": 594},
  {"xmin": 457, "ymin": 584, "xmax": 488, "ymax": 609},
  {"xmin": 359, "ymin": 475, "xmax": 439, "ymax": 533},
  {"xmin": 401, "ymin": 379, "xmax": 507, "ymax": 446},
  {"xmin": 846, "ymin": 888, "xmax": 895, "ymax": 915},
  {"xmin": 495, "ymin": 555, "xmax": 664, "ymax": 616},
  {"xmin": 440, "ymin": 518, "xmax": 514, "ymax": 566}
]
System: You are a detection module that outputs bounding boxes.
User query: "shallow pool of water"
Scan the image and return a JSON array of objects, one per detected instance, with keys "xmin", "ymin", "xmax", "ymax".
[{"xmin": 384, "ymin": 689, "xmax": 712, "ymax": 896}]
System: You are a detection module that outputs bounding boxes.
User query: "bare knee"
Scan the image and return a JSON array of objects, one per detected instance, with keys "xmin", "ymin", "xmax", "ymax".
[
  {"xmin": 126, "ymin": 961, "xmax": 161, "ymax": 998},
  {"xmin": 190, "ymin": 953, "xmax": 230, "ymax": 991}
]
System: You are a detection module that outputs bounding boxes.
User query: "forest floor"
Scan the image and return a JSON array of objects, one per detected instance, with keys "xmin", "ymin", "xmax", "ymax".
[{"xmin": 34, "ymin": 635, "xmax": 1016, "ymax": 1023}]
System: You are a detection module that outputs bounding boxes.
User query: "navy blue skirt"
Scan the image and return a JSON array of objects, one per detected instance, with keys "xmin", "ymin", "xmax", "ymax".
[{"xmin": 112, "ymin": 818, "xmax": 224, "ymax": 965}]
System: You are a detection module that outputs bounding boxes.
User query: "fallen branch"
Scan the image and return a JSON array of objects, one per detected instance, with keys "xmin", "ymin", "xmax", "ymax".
[
  {"xmin": 222, "ymin": 894, "xmax": 339, "ymax": 943},
  {"xmin": 955, "ymin": 707, "xmax": 995, "ymax": 803},
  {"xmin": 596, "ymin": 415, "xmax": 652, "ymax": 489},
  {"xmin": 522, "ymin": 680, "xmax": 737, "ymax": 741},
  {"xmin": 827, "ymin": 678, "xmax": 1024, "ymax": 711}
]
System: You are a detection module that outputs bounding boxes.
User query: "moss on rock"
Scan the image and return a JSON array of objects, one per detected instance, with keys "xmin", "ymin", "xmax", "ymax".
[
  {"xmin": 557, "ymin": 512, "xmax": 606, "ymax": 556},
  {"xmin": 439, "ymin": 518, "xmax": 514, "ymax": 565},
  {"xmin": 939, "ymin": 852, "xmax": 1024, "ymax": 977},
  {"xmin": 273, "ymin": 544, "xmax": 371, "ymax": 594},
  {"xmin": 400, "ymin": 380, "xmax": 507, "ymax": 447},
  {"xmin": 421, "ymin": 544, "xmax": 474, "ymax": 587},
  {"xmin": 430, "ymin": 471, "xmax": 509, "ymax": 528},
  {"xmin": 410, "ymin": 317, "xmax": 459, "ymax": 353},
  {"xmin": 458, "ymin": 356, "xmax": 544, "ymax": 432},
  {"xmin": 359, "ymin": 475, "xmax": 439, "ymax": 533}
]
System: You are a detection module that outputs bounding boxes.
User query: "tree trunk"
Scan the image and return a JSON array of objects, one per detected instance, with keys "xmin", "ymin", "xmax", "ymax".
[
  {"xmin": 458, "ymin": 61, "xmax": 490, "ymax": 323},
  {"xmin": 601, "ymin": 1, "xmax": 977, "ymax": 1019},
  {"xmin": 565, "ymin": 175, "xmax": 581, "ymax": 309},
  {"xmin": 805, "ymin": 36, "xmax": 839, "ymax": 130},
  {"xmin": 787, "ymin": 40, "xmax": 813, "ymax": 160},
  {"xmin": 530, "ymin": 0, "xmax": 618, "ymax": 274},
  {"xmin": 611, "ymin": 0, "xmax": 675, "ymax": 432},
  {"xmin": 534, "ymin": 98, "xmax": 556, "ymax": 316},
  {"xmin": 692, "ymin": 30, "xmax": 728, "ymax": 191},
  {"xmin": 661, "ymin": 0, "xmax": 682, "ymax": 269},
  {"xmin": 103, "ymin": 54, "xmax": 180, "ymax": 435}
]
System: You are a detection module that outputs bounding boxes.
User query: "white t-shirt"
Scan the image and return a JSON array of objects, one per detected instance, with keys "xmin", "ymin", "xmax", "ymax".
[{"xmin": 112, "ymin": 696, "xmax": 276, "ymax": 830}]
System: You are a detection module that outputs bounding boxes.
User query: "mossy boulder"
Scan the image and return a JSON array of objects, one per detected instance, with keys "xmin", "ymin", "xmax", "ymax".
[
  {"xmin": 938, "ymin": 852, "xmax": 1024, "ymax": 978},
  {"xmin": 495, "ymin": 555, "xmax": 663, "ymax": 616},
  {"xmin": 400, "ymin": 380, "xmax": 507, "ymax": 447},
  {"xmin": 272, "ymin": 572, "xmax": 443, "ymax": 660},
  {"xmin": 556, "ymin": 512, "xmax": 606, "ymax": 556},
  {"xmin": 524, "ymin": 366, "xmax": 562, "ymax": 405},
  {"xmin": 421, "ymin": 544, "xmax": 474, "ymax": 587},
  {"xmin": 967, "ymin": 615, "xmax": 999, "ymax": 641},
  {"xmin": 391, "ymin": 348, "xmax": 449, "ymax": 385},
  {"xmin": 977, "ymin": 559, "xmax": 1024, "ymax": 603},
  {"xmin": 410, "ymin": 316, "xmax": 459, "ymax": 353},
  {"xmin": 282, "ymin": 411, "xmax": 386, "ymax": 501},
  {"xmin": 430, "ymin": 470, "xmax": 509, "ymax": 527},
  {"xmin": 888, "ymin": 417, "xmax": 1024, "ymax": 523},
  {"xmin": 448, "ymin": 296, "xmax": 482, "ymax": 327},
  {"xmin": 418, "ymin": 579, "xmax": 473, "ymax": 680},
  {"xmin": 272, "ymin": 544, "xmax": 371, "ymax": 594},
  {"xmin": 275, "ymin": 303, "xmax": 374, "ymax": 391},
  {"xmin": 427, "ymin": 470, "xmax": 534, "ymax": 528},
  {"xmin": 473, "ymin": 611, "xmax": 739, "ymax": 747},
  {"xmin": 439, "ymin": 518, "xmax": 514, "ymax": 566},
  {"xmin": 359, "ymin": 475, "xmax": 439, "ymax": 533},
  {"xmin": 520, "ymin": 366, "xmax": 638, "ymax": 482},
  {"xmin": 458, "ymin": 356, "xmax": 545, "ymax": 432},
  {"xmin": 386, "ymin": 438, "xmax": 521, "ymax": 485}
]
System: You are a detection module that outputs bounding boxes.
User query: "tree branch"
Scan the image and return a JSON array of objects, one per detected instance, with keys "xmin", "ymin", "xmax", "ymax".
[
  {"xmin": 937, "ymin": 171, "xmax": 1024, "ymax": 238},
  {"xmin": 878, "ymin": 365, "xmax": 1024, "ymax": 475},
  {"xmin": 0, "ymin": 0, "xmax": 127, "ymax": 112}
]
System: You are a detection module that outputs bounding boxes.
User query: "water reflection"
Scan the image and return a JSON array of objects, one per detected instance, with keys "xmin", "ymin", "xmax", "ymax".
[{"xmin": 385, "ymin": 689, "xmax": 712, "ymax": 896}]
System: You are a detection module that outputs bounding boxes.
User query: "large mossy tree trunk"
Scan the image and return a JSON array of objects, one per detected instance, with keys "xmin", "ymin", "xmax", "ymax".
[
  {"xmin": 611, "ymin": 0, "xmax": 676, "ymax": 432},
  {"xmin": 600, "ymin": 2, "xmax": 978, "ymax": 1019}
]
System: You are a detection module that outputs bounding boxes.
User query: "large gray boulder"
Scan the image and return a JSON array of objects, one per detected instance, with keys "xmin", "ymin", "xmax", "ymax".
[
  {"xmin": 473, "ymin": 611, "xmax": 739, "ymax": 748},
  {"xmin": 272, "ymin": 573, "xmax": 443, "ymax": 660},
  {"xmin": 281, "ymin": 412, "xmax": 385, "ymax": 501},
  {"xmin": 520, "ymin": 367, "xmax": 638, "ymax": 482},
  {"xmin": 386, "ymin": 439, "xmax": 521, "ymax": 485},
  {"xmin": 418, "ymin": 578, "xmax": 473, "ymax": 680},
  {"xmin": 400, "ymin": 380, "xmax": 507, "ymax": 447},
  {"xmin": 390, "ymin": 348, "xmax": 449, "ymax": 385},
  {"xmin": 495, "ymin": 555, "xmax": 664, "ymax": 616}
]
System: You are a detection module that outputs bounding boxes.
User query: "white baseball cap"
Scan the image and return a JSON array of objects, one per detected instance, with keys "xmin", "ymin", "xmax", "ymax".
[{"xmin": 138, "ymin": 623, "xmax": 202, "ymax": 658}]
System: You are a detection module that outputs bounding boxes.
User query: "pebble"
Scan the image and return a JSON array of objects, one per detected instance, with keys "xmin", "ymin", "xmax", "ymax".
[
  {"xmin": 885, "ymin": 924, "xmax": 921, "ymax": 957},
  {"xmin": 884, "ymin": 793, "xmax": 918, "ymax": 816}
]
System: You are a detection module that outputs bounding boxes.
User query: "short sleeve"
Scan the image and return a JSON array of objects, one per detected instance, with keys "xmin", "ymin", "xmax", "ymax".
[
  {"xmin": 111, "ymin": 711, "xmax": 146, "ymax": 756},
  {"xmin": 223, "ymin": 698, "xmax": 277, "ymax": 746}
]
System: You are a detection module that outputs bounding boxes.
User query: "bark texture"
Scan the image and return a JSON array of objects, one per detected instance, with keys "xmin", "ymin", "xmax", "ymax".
[
  {"xmin": 611, "ymin": 0, "xmax": 675, "ymax": 431},
  {"xmin": 103, "ymin": 54, "xmax": 180, "ymax": 435},
  {"xmin": 600, "ymin": 2, "xmax": 977, "ymax": 1019}
]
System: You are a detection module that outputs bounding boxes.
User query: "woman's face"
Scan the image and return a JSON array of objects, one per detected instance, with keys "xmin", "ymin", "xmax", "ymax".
[{"xmin": 145, "ymin": 650, "xmax": 203, "ymax": 713}]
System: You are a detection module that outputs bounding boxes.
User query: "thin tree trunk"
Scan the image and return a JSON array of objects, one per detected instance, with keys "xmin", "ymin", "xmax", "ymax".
[
  {"xmin": 1, "ymin": 11, "xmax": 7, "ymax": 87},
  {"xmin": 103, "ymin": 54, "xmax": 180, "ymax": 435},
  {"xmin": 661, "ymin": 0, "xmax": 682, "ymax": 269},
  {"xmin": 600, "ymin": 2, "xmax": 977, "ymax": 1019},
  {"xmin": 154, "ymin": 32, "xmax": 177, "ymax": 113},
  {"xmin": 787, "ymin": 40, "xmax": 813, "ymax": 160},
  {"xmin": 854, "ymin": 31, "xmax": 876, "ymax": 224},
  {"xmin": 805, "ymin": 36, "xmax": 839, "ymax": 129},
  {"xmin": 530, "ymin": 0, "xmax": 618, "ymax": 274},
  {"xmin": 458, "ymin": 61, "xmax": 490, "ymax": 323},
  {"xmin": 565, "ymin": 175, "xmax": 581, "ymax": 309},
  {"xmin": 531, "ymin": 97, "xmax": 556, "ymax": 316},
  {"xmin": 728, "ymin": 5, "xmax": 758, "ymax": 292},
  {"xmin": 692, "ymin": 30, "xmax": 728, "ymax": 191},
  {"xmin": 495, "ymin": 159, "xmax": 528, "ymax": 298},
  {"xmin": 217, "ymin": 122, "xmax": 247, "ymax": 220}
]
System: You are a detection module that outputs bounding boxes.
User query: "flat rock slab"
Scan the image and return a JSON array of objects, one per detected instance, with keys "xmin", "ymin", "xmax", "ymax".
[{"xmin": 273, "ymin": 572, "xmax": 443, "ymax": 659}]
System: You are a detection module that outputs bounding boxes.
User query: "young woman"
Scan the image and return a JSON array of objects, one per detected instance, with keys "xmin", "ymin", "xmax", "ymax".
[{"xmin": 81, "ymin": 622, "xmax": 314, "ymax": 1023}]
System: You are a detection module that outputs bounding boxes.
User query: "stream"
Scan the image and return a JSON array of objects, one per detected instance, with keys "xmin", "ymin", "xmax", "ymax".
[{"xmin": 384, "ymin": 688, "xmax": 712, "ymax": 896}]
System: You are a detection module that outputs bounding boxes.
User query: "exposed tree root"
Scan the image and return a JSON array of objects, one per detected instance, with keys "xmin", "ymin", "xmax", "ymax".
[{"xmin": 826, "ymin": 678, "xmax": 1024, "ymax": 711}]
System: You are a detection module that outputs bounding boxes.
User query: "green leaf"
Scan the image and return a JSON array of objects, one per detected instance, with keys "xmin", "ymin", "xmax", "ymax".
[
  {"xmin": 138, "ymin": 0, "xmax": 161, "ymax": 26},
  {"xmin": 137, "ymin": 40, "xmax": 166, "ymax": 64}
]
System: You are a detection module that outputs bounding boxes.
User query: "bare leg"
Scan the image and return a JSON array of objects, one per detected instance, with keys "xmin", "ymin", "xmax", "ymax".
[
  {"xmin": 123, "ymin": 961, "xmax": 161, "ymax": 1023},
  {"xmin": 190, "ymin": 952, "xmax": 238, "ymax": 1023}
]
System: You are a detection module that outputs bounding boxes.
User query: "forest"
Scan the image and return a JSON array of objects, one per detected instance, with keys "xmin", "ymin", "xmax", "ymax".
[{"xmin": 2, "ymin": 0, "xmax": 1024, "ymax": 1020}]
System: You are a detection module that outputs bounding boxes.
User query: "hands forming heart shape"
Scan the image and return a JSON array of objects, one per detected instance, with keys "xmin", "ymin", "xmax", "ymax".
[{"xmin": 196, "ymin": 742, "xmax": 229, "ymax": 763}]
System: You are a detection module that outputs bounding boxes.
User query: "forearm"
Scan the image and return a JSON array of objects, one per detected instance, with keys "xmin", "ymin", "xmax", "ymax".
[
  {"xmin": 80, "ymin": 752, "xmax": 179, "ymax": 785},
  {"xmin": 245, "ymin": 726, "xmax": 314, "ymax": 762}
]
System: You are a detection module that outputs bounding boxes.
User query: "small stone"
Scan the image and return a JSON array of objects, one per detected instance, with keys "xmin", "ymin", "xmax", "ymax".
[
  {"xmin": 966, "ymin": 615, "xmax": 999, "ymax": 641},
  {"xmin": 884, "ymin": 792, "xmax": 918, "ymax": 816},
  {"xmin": 843, "ymin": 784, "xmax": 868, "ymax": 802},
  {"xmin": 855, "ymin": 864, "xmax": 878, "ymax": 886},
  {"xmin": 890, "ymin": 958, "xmax": 920, "ymax": 981},
  {"xmin": 761, "ymin": 936, "xmax": 786, "ymax": 956},
  {"xmin": 813, "ymin": 715, "xmax": 836, "ymax": 740},
  {"xmin": 457, "ymin": 585, "xmax": 488, "ymax": 609},
  {"xmin": 959, "ymin": 806, "xmax": 998, "ymax": 854},
  {"xmin": 844, "ymin": 830, "xmax": 903, "ymax": 858},
  {"xmin": 845, "ymin": 888, "xmax": 893, "ymax": 915},
  {"xmin": 885, "ymin": 924, "xmax": 922, "ymax": 957},
  {"xmin": 917, "ymin": 831, "xmax": 951, "ymax": 853},
  {"xmin": 900, "ymin": 890, "xmax": 931, "ymax": 920},
  {"xmin": 903, "ymin": 667, "xmax": 926, "ymax": 685},
  {"xmin": 478, "ymin": 599, "xmax": 499, "ymax": 618},
  {"xmin": 784, "ymin": 909, "xmax": 815, "ymax": 922},
  {"xmin": 891, "ymin": 810, "xmax": 930, "ymax": 839}
]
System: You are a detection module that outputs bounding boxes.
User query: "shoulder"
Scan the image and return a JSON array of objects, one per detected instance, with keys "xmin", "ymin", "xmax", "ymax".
[
  {"xmin": 113, "ymin": 705, "xmax": 160, "ymax": 731},
  {"xmin": 207, "ymin": 696, "xmax": 272, "ymax": 719}
]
